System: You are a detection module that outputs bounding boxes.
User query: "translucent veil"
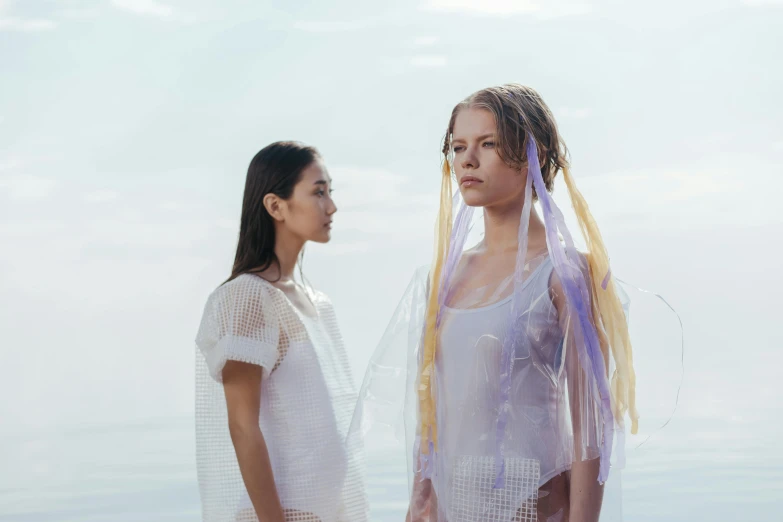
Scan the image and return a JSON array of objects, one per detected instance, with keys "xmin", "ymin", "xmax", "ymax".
[{"xmin": 346, "ymin": 134, "xmax": 683, "ymax": 522}]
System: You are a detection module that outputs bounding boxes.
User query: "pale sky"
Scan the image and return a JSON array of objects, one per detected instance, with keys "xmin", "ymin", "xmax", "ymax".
[{"xmin": 1, "ymin": 0, "xmax": 781, "ymax": 439}]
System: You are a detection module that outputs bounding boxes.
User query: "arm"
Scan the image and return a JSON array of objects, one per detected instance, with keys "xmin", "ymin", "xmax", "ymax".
[
  {"xmin": 568, "ymin": 458, "xmax": 603, "ymax": 522},
  {"xmin": 223, "ymin": 360, "xmax": 285, "ymax": 522},
  {"xmin": 406, "ymin": 464, "xmax": 433, "ymax": 522},
  {"xmin": 551, "ymin": 274, "xmax": 604, "ymax": 522},
  {"xmin": 406, "ymin": 273, "xmax": 435, "ymax": 522}
]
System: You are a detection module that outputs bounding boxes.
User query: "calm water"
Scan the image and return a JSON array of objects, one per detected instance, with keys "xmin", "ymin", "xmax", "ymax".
[{"xmin": 0, "ymin": 415, "xmax": 779, "ymax": 521}]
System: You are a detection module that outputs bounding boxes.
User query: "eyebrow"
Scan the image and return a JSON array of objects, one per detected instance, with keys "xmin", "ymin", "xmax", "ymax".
[
  {"xmin": 452, "ymin": 133, "xmax": 496, "ymax": 144},
  {"xmin": 313, "ymin": 179, "xmax": 332, "ymax": 186}
]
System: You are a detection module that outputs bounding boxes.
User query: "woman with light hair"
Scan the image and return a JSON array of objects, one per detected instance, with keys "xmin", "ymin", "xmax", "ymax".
[{"xmin": 349, "ymin": 84, "xmax": 679, "ymax": 522}]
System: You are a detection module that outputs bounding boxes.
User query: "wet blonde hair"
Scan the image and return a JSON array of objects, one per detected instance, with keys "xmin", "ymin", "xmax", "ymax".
[{"xmin": 419, "ymin": 84, "xmax": 638, "ymax": 455}]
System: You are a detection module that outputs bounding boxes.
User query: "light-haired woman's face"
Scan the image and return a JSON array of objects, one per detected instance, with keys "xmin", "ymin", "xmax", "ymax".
[{"xmin": 451, "ymin": 108, "xmax": 527, "ymax": 209}]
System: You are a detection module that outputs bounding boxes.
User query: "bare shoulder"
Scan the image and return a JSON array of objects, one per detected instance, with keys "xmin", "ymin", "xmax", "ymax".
[{"xmin": 548, "ymin": 248, "xmax": 590, "ymax": 316}]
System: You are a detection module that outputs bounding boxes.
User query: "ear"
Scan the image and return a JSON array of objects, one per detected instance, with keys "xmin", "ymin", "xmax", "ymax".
[{"xmin": 263, "ymin": 193, "xmax": 285, "ymax": 222}]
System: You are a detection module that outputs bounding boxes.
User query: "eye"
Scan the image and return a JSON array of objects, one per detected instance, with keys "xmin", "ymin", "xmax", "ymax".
[
  {"xmin": 315, "ymin": 190, "xmax": 325, "ymax": 197},
  {"xmin": 453, "ymin": 146, "xmax": 465, "ymax": 153},
  {"xmin": 482, "ymin": 141, "xmax": 495, "ymax": 148}
]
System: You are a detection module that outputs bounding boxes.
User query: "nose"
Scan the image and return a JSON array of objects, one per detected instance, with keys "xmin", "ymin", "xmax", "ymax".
[
  {"xmin": 326, "ymin": 194, "xmax": 337, "ymax": 216},
  {"xmin": 460, "ymin": 145, "xmax": 479, "ymax": 171}
]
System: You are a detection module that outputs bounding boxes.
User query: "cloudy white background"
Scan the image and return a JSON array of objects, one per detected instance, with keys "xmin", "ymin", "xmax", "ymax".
[{"xmin": 1, "ymin": 0, "xmax": 781, "ymax": 518}]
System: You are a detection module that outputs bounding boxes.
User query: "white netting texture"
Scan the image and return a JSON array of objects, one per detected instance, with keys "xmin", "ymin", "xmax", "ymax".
[{"xmin": 195, "ymin": 274, "xmax": 368, "ymax": 522}]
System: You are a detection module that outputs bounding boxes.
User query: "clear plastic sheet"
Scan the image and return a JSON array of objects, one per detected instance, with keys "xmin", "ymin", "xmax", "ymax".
[{"xmin": 347, "ymin": 136, "xmax": 682, "ymax": 522}]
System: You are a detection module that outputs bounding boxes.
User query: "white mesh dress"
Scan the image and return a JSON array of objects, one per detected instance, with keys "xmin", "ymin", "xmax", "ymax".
[{"xmin": 195, "ymin": 274, "xmax": 369, "ymax": 522}]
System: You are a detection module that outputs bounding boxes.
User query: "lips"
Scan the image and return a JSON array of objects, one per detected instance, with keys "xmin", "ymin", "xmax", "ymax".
[{"xmin": 460, "ymin": 176, "xmax": 483, "ymax": 186}]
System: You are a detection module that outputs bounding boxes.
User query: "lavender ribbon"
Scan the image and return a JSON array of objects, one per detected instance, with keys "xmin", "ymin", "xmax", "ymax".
[
  {"xmin": 417, "ymin": 438, "xmax": 435, "ymax": 480},
  {"xmin": 524, "ymin": 133, "xmax": 614, "ymax": 483}
]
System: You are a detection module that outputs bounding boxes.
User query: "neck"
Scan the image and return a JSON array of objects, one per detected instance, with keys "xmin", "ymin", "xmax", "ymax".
[
  {"xmin": 271, "ymin": 227, "xmax": 305, "ymax": 281},
  {"xmin": 481, "ymin": 195, "xmax": 547, "ymax": 254}
]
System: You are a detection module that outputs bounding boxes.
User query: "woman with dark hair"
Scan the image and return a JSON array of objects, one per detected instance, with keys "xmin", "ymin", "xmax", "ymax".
[{"xmin": 195, "ymin": 142, "xmax": 368, "ymax": 522}]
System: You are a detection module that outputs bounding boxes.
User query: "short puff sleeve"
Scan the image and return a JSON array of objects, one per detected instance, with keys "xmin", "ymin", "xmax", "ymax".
[{"xmin": 195, "ymin": 275, "xmax": 280, "ymax": 382}]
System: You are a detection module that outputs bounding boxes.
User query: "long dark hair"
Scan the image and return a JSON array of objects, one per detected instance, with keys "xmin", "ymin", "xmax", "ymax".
[{"xmin": 226, "ymin": 141, "xmax": 320, "ymax": 284}]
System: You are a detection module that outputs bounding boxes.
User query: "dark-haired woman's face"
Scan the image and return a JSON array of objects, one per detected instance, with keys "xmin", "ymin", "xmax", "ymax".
[
  {"xmin": 452, "ymin": 108, "xmax": 526, "ymax": 209},
  {"xmin": 279, "ymin": 159, "xmax": 336, "ymax": 243}
]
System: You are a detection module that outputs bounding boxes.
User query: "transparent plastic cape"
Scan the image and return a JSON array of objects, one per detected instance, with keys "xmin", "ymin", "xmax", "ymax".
[{"xmin": 347, "ymin": 137, "xmax": 683, "ymax": 522}]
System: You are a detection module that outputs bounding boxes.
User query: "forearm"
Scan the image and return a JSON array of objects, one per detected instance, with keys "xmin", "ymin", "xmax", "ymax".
[
  {"xmin": 230, "ymin": 424, "xmax": 285, "ymax": 522},
  {"xmin": 569, "ymin": 457, "xmax": 604, "ymax": 522},
  {"xmin": 406, "ymin": 475, "xmax": 432, "ymax": 522}
]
